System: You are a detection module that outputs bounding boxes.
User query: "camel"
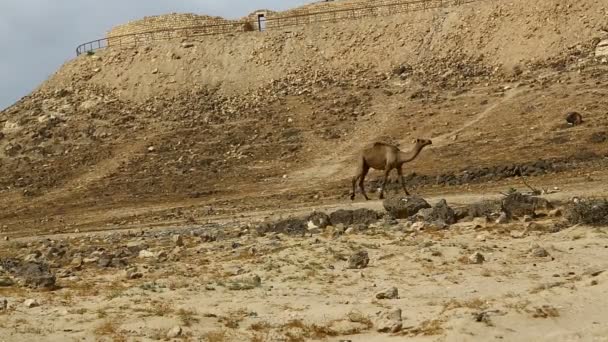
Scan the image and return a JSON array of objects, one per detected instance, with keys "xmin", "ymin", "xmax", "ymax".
[{"xmin": 350, "ymin": 138, "xmax": 432, "ymax": 201}]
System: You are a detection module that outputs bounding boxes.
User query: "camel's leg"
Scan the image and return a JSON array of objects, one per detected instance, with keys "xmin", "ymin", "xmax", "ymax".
[
  {"xmin": 379, "ymin": 168, "xmax": 391, "ymax": 200},
  {"xmin": 350, "ymin": 173, "xmax": 360, "ymax": 201},
  {"xmin": 397, "ymin": 167, "xmax": 410, "ymax": 196},
  {"xmin": 358, "ymin": 165, "xmax": 370, "ymax": 201}
]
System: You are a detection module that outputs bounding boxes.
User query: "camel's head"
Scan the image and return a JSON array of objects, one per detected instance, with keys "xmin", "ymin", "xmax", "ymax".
[{"xmin": 413, "ymin": 138, "xmax": 433, "ymax": 148}]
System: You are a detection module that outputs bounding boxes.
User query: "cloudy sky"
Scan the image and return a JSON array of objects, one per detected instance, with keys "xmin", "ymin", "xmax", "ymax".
[{"xmin": 0, "ymin": 0, "xmax": 315, "ymax": 110}]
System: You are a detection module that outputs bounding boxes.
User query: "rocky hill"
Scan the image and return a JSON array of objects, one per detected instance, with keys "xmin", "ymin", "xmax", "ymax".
[{"xmin": 1, "ymin": 0, "xmax": 608, "ymax": 232}]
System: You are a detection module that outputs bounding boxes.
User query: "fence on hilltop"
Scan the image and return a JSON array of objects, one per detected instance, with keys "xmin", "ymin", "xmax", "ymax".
[{"xmin": 75, "ymin": 0, "xmax": 478, "ymax": 56}]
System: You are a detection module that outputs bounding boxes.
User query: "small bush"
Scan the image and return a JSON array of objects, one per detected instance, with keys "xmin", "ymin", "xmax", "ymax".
[{"xmin": 566, "ymin": 199, "xmax": 608, "ymax": 226}]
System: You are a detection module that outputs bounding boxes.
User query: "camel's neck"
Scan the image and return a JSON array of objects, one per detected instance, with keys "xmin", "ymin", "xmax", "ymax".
[{"xmin": 397, "ymin": 145, "xmax": 425, "ymax": 164}]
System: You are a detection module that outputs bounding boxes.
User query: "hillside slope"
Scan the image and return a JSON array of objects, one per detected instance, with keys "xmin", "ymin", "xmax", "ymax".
[{"xmin": 1, "ymin": 0, "xmax": 608, "ymax": 232}]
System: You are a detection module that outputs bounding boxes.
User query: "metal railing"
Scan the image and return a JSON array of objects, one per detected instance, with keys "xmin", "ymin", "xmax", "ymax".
[{"xmin": 76, "ymin": 0, "xmax": 479, "ymax": 56}]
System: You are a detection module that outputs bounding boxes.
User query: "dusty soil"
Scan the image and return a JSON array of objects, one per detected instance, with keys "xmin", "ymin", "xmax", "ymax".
[
  {"xmin": 2, "ymin": 195, "xmax": 608, "ymax": 341},
  {"xmin": 1, "ymin": 0, "xmax": 608, "ymax": 340}
]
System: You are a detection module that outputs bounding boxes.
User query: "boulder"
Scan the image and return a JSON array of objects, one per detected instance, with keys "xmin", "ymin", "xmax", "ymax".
[
  {"xmin": 596, "ymin": 39, "xmax": 608, "ymax": 57},
  {"xmin": 383, "ymin": 196, "xmax": 431, "ymax": 219},
  {"xmin": 502, "ymin": 192, "xmax": 552, "ymax": 218},
  {"xmin": 347, "ymin": 250, "xmax": 370, "ymax": 269},
  {"xmin": 307, "ymin": 211, "xmax": 330, "ymax": 229}
]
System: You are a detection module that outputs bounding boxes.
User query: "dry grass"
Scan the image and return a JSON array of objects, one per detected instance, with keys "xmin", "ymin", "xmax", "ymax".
[
  {"xmin": 402, "ymin": 319, "xmax": 445, "ymax": 336},
  {"xmin": 530, "ymin": 305, "xmax": 560, "ymax": 318},
  {"xmin": 202, "ymin": 330, "xmax": 229, "ymax": 342},
  {"xmin": 177, "ymin": 308, "xmax": 200, "ymax": 327},
  {"xmin": 94, "ymin": 320, "xmax": 126, "ymax": 341},
  {"xmin": 249, "ymin": 321, "xmax": 272, "ymax": 332},
  {"xmin": 441, "ymin": 298, "xmax": 489, "ymax": 314},
  {"xmin": 280, "ymin": 319, "xmax": 339, "ymax": 340}
]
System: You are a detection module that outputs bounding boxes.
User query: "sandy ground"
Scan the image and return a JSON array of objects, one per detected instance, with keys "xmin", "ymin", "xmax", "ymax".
[{"xmin": 2, "ymin": 183, "xmax": 608, "ymax": 342}]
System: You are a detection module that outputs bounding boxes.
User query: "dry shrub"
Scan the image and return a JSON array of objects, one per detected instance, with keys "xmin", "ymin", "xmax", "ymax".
[
  {"xmin": 566, "ymin": 199, "xmax": 608, "ymax": 226},
  {"xmin": 441, "ymin": 298, "xmax": 489, "ymax": 314},
  {"xmin": 530, "ymin": 305, "xmax": 560, "ymax": 318}
]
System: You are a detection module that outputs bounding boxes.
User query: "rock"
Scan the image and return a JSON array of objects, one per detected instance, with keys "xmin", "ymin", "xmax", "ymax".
[
  {"xmin": 126, "ymin": 241, "xmax": 147, "ymax": 254},
  {"xmin": 468, "ymin": 252, "xmax": 485, "ymax": 264},
  {"xmin": 0, "ymin": 298, "xmax": 7, "ymax": 311},
  {"xmin": 24, "ymin": 299, "xmax": 39, "ymax": 308},
  {"xmin": 465, "ymin": 200, "xmax": 503, "ymax": 218},
  {"xmin": 258, "ymin": 217, "xmax": 308, "ymax": 236},
  {"xmin": 126, "ymin": 268, "xmax": 143, "ymax": 280},
  {"xmin": 97, "ymin": 256, "xmax": 112, "ymax": 268},
  {"xmin": 172, "ymin": 234, "xmax": 184, "ymax": 247},
  {"xmin": 595, "ymin": 39, "xmax": 608, "ymax": 57},
  {"xmin": 71, "ymin": 257, "xmax": 83, "ymax": 267},
  {"xmin": 167, "ymin": 325, "xmax": 182, "ymax": 338},
  {"xmin": 307, "ymin": 211, "xmax": 330, "ymax": 229},
  {"xmin": 495, "ymin": 212, "xmax": 509, "ymax": 224},
  {"xmin": 226, "ymin": 274, "xmax": 262, "ymax": 290},
  {"xmin": 411, "ymin": 222, "xmax": 426, "ymax": 231},
  {"xmin": 529, "ymin": 245, "xmax": 549, "ymax": 258},
  {"xmin": 376, "ymin": 287, "xmax": 399, "ymax": 300},
  {"xmin": 383, "ymin": 196, "xmax": 431, "ymax": 219},
  {"xmin": 351, "ymin": 208, "xmax": 381, "ymax": 225},
  {"xmin": 522, "ymin": 215, "xmax": 534, "ymax": 222},
  {"xmin": 347, "ymin": 250, "xmax": 370, "ymax": 269},
  {"xmin": 502, "ymin": 192, "xmax": 552, "ymax": 218},
  {"xmin": 566, "ymin": 111, "xmax": 583, "ymax": 126},
  {"xmin": 427, "ymin": 199, "xmax": 456, "ymax": 224},
  {"xmin": 138, "ymin": 250, "xmax": 156, "ymax": 258},
  {"xmin": 15, "ymin": 262, "xmax": 55, "ymax": 289},
  {"xmin": 376, "ymin": 308, "xmax": 403, "ymax": 333},
  {"xmin": 510, "ymin": 230, "xmax": 526, "ymax": 239},
  {"xmin": 181, "ymin": 42, "xmax": 195, "ymax": 48},
  {"xmin": 0, "ymin": 276, "xmax": 14, "ymax": 287},
  {"xmin": 330, "ymin": 209, "xmax": 354, "ymax": 226}
]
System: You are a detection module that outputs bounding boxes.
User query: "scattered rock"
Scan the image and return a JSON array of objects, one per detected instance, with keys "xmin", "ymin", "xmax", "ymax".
[
  {"xmin": 227, "ymin": 274, "xmax": 262, "ymax": 291},
  {"xmin": 258, "ymin": 217, "xmax": 307, "ymax": 236},
  {"xmin": 0, "ymin": 276, "xmax": 14, "ymax": 287},
  {"xmin": 383, "ymin": 196, "xmax": 431, "ymax": 219},
  {"xmin": 502, "ymin": 192, "xmax": 552, "ymax": 218},
  {"xmin": 376, "ymin": 287, "xmax": 399, "ymax": 300},
  {"xmin": 595, "ymin": 39, "xmax": 608, "ymax": 57},
  {"xmin": 376, "ymin": 308, "xmax": 403, "ymax": 333},
  {"xmin": 7, "ymin": 261, "xmax": 56, "ymax": 289},
  {"xmin": 347, "ymin": 250, "xmax": 370, "ymax": 269},
  {"xmin": 138, "ymin": 250, "xmax": 156, "ymax": 258},
  {"xmin": 510, "ymin": 230, "xmax": 526, "ymax": 239},
  {"xmin": 167, "ymin": 325, "xmax": 182, "ymax": 338},
  {"xmin": 566, "ymin": 111, "xmax": 583, "ymax": 126},
  {"xmin": 529, "ymin": 245, "xmax": 550, "ymax": 258},
  {"xmin": 172, "ymin": 234, "xmax": 184, "ymax": 247},
  {"xmin": 24, "ymin": 299, "xmax": 39, "ymax": 308},
  {"xmin": 126, "ymin": 268, "xmax": 143, "ymax": 279},
  {"xmin": 307, "ymin": 211, "xmax": 330, "ymax": 229},
  {"xmin": 427, "ymin": 199, "xmax": 456, "ymax": 224},
  {"xmin": 468, "ymin": 252, "xmax": 485, "ymax": 264},
  {"xmin": 495, "ymin": 212, "xmax": 509, "ymax": 224}
]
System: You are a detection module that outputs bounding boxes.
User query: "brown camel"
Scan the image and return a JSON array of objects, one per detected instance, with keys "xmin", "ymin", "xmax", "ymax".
[{"xmin": 350, "ymin": 138, "xmax": 432, "ymax": 201}]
